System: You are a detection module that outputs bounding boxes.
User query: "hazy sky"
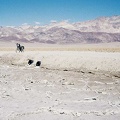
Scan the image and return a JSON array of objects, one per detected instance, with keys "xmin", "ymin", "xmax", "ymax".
[{"xmin": 0, "ymin": 0, "xmax": 120, "ymax": 26}]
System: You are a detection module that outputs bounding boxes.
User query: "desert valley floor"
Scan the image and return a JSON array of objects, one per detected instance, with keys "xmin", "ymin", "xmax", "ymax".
[{"xmin": 0, "ymin": 43, "xmax": 120, "ymax": 120}]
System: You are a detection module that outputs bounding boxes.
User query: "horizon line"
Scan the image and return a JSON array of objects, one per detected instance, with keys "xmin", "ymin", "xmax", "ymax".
[{"xmin": 1, "ymin": 15, "xmax": 119, "ymax": 27}]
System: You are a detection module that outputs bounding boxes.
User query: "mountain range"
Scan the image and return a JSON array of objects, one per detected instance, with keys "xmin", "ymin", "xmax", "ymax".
[{"xmin": 0, "ymin": 16, "xmax": 120, "ymax": 44}]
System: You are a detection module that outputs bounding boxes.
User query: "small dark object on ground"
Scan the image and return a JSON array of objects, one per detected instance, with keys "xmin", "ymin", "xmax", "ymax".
[
  {"xmin": 60, "ymin": 112, "xmax": 65, "ymax": 114},
  {"xmin": 25, "ymin": 88, "xmax": 29, "ymax": 90},
  {"xmin": 81, "ymin": 71, "xmax": 85, "ymax": 73},
  {"xmin": 36, "ymin": 61, "xmax": 41, "ymax": 66},
  {"xmin": 88, "ymin": 71, "xmax": 94, "ymax": 74},
  {"xmin": 28, "ymin": 59, "xmax": 34, "ymax": 65},
  {"xmin": 113, "ymin": 75, "xmax": 120, "ymax": 78},
  {"xmin": 92, "ymin": 98, "xmax": 97, "ymax": 100}
]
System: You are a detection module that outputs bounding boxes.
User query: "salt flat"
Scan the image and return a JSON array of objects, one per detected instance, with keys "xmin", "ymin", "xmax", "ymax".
[{"xmin": 0, "ymin": 49, "xmax": 120, "ymax": 120}]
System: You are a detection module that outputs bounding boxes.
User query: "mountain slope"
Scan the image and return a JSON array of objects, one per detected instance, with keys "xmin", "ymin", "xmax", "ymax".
[{"xmin": 0, "ymin": 16, "xmax": 120, "ymax": 44}]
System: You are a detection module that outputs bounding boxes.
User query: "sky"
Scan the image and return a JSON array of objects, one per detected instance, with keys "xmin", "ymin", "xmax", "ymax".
[{"xmin": 0, "ymin": 0, "xmax": 120, "ymax": 26}]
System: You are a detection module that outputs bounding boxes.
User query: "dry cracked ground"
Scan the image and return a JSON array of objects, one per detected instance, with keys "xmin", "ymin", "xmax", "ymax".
[{"xmin": 0, "ymin": 64, "xmax": 120, "ymax": 120}]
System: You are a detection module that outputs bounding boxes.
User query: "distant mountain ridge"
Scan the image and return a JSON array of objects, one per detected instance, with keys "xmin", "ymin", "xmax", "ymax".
[{"xmin": 0, "ymin": 16, "xmax": 120, "ymax": 44}]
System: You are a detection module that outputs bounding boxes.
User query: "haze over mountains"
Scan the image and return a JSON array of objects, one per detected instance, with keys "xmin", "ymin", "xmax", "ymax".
[{"xmin": 0, "ymin": 16, "xmax": 120, "ymax": 44}]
